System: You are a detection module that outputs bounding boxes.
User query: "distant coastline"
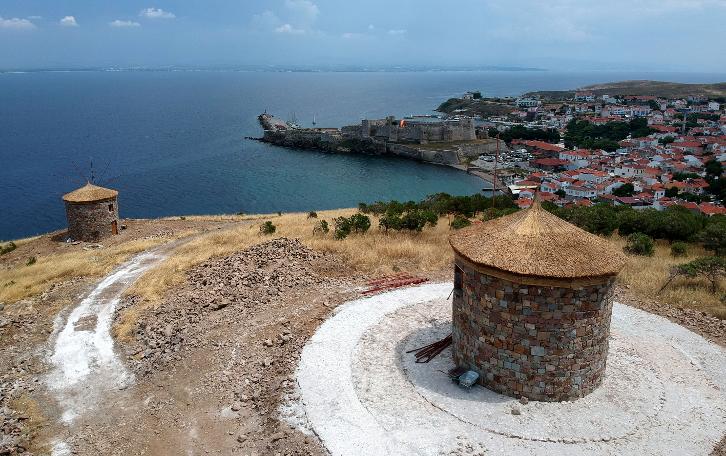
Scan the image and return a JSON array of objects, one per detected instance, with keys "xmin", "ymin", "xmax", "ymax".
[{"xmin": 0, "ymin": 64, "xmax": 547, "ymax": 74}]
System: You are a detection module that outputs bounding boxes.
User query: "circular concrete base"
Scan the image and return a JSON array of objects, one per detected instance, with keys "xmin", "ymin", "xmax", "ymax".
[{"xmin": 296, "ymin": 283, "xmax": 726, "ymax": 456}]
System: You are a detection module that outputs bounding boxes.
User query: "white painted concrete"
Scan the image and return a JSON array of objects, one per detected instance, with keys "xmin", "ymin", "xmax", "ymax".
[
  {"xmin": 47, "ymin": 250, "xmax": 164, "ymax": 425},
  {"xmin": 296, "ymin": 283, "xmax": 726, "ymax": 456}
]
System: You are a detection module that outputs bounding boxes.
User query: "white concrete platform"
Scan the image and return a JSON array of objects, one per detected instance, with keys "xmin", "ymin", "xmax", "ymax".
[{"xmin": 295, "ymin": 283, "xmax": 726, "ymax": 456}]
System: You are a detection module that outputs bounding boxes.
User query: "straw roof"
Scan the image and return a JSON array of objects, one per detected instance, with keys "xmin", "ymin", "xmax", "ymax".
[
  {"xmin": 449, "ymin": 201, "xmax": 626, "ymax": 280},
  {"xmin": 62, "ymin": 183, "xmax": 118, "ymax": 203}
]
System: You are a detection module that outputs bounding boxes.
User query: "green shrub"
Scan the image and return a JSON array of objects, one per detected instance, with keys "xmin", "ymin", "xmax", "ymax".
[
  {"xmin": 0, "ymin": 242, "xmax": 17, "ymax": 255},
  {"xmin": 349, "ymin": 213, "xmax": 371, "ymax": 233},
  {"xmin": 379, "ymin": 212, "xmax": 402, "ymax": 232},
  {"xmin": 313, "ymin": 220, "xmax": 329, "ymax": 235},
  {"xmin": 699, "ymin": 217, "xmax": 726, "ymax": 256},
  {"xmin": 670, "ymin": 242, "xmax": 688, "ymax": 258},
  {"xmin": 307, "ymin": 211, "xmax": 318, "ymax": 219},
  {"xmin": 450, "ymin": 216, "xmax": 472, "ymax": 230},
  {"xmin": 259, "ymin": 221, "xmax": 276, "ymax": 235},
  {"xmin": 26, "ymin": 256, "xmax": 36, "ymax": 266},
  {"xmin": 624, "ymin": 233, "xmax": 654, "ymax": 256},
  {"xmin": 334, "ymin": 217, "xmax": 352, "ymax": 240}
]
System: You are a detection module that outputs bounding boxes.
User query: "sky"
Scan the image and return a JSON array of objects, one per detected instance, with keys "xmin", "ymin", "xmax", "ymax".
[{"xmin": 1, "ymin": 0, "xmax": 725, "ymax": 71}]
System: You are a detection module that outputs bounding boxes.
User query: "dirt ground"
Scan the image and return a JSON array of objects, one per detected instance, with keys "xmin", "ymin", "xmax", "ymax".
[{"xmin": 0, "ymin": 218, "xmax": 724, "ymax": 456}]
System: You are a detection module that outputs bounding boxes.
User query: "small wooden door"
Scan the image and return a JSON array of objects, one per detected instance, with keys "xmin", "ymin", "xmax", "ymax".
[{"xmin": 111, "ymin": 220, "xmax": 118, "ymax": 235}]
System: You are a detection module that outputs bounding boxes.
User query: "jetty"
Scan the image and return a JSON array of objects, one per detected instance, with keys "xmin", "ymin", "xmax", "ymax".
[{"xmin": 255, "ymin": 113, "xmax": 509, "ymax": 191}]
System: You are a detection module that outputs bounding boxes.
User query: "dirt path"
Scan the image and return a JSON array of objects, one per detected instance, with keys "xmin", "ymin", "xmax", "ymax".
[{"xmin": 45, "ymin": 241, "xmax": 184, "ymax": 454}]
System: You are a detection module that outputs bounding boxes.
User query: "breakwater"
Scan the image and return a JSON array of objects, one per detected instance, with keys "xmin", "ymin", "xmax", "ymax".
[{"xmin": 257, "ymin": 113, "xmax": 506, "ymax": 174}]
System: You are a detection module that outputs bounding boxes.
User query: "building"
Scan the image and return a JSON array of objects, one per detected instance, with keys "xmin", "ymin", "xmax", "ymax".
[
  {"xmin": 515, "ymin": 97, "xmax": 540, "ymax": 108},
  {"xmin": 62, "ymin": 183, "xmax": 120, "ymax": 241},
  {"xmin": 448, "ymin": 200, "xmax": 626, "ymax": 401},
  {"xmin": 346, "ymin": 116, "xmax": 476, "ymax": 144}
]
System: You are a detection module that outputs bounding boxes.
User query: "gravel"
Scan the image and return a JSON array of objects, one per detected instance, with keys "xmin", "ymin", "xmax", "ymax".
[{"xmin": 296, "ymin": 283, "xmax": 726, "ymax": 456}]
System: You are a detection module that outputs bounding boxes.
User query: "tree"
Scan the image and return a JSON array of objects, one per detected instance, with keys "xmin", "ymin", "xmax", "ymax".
[
  {"xmin": 665, "ymin": 186, "xmax": 679, "ymax": 198},
  {"xmin": 699, "ymin": 218, "xmax": 726, "ymax": 256},
  {"xmin": 676, "ymin": 256, "xmax": 726, "ymax": 293},
  {"xmin": 555, "ymin": 189, "xmax": 566, "ymax": 198},
  {"xmin": 379, "ymin": 212, "xmax": 402, "ymax": 232},
  {"xmin": 624, "ymin": 233, "xmax": 654, "ymax": 256},
  {"xmin": 259, "ymin": 221, "xmax": 276, "ymax": 235},
  {"xmin": 705, "ymin": 160, "xmax": 723, "ymax": 178},
  {"xmin": 659, "ymin": 136, "xmax": 675, "ymax": 145},
  {"xmin": 349, "ymin": 213, "xmax": 371, "ymax": 233},
  {"xmin": 670, "ymin": 242, "xmax": 688, "ymax": 258},
  {"xmin": 333, "ymin": 217, "xmax": 352, "ymax": 240},
  {"xmin": 612, "ymin": 183, "xmax": 635, "ymax": 197},
  {"xmin": 313, "ymin": 220, "xmax": 329, "ymax": 235},
  {"xmin": 672, "ymin": 172, "xmax": 700, "ymax": 182},
  {"xmin": 660, "ymin": 206, "xmax": 703, "ymax": 242}
]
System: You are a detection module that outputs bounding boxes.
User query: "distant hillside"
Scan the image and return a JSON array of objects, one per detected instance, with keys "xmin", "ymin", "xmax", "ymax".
[{"xmin": 526, "ymin": 80, "xmax": 726, "ymax": 100}]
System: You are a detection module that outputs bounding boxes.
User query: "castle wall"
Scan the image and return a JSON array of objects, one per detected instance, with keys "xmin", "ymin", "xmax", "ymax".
[
  {"xmin": 452, "ymin": 257, "xmax": 615, "ymax": 402},
  {"xmin": 65, "ymin": 198, "xmax": 119, "ymax": 242}
]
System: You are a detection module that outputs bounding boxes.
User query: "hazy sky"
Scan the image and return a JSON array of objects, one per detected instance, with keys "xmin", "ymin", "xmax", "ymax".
[{"xmin": 1, "ymin": 0, "xmax": 725, "ymax": 71}]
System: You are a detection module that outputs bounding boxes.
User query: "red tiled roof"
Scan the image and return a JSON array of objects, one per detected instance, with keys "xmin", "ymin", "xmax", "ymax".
[{"xmin": 522, "ymin": 140, "xmax": 565, "ymax": 152}]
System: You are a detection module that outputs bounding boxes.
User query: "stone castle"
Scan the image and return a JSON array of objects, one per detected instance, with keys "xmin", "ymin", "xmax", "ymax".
[{"xmin": 342, "ymin": 116, "xmax": 477, "ymax": 144}]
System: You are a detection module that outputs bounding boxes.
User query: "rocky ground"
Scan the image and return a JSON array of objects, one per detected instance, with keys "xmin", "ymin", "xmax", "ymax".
[
  {"xmin": 40, "ymin": 238, "xmax": 358, "ymax": 455},
  {"xmin": 1, "ymin": 229, "xmax": 724, "ymax": 455}
]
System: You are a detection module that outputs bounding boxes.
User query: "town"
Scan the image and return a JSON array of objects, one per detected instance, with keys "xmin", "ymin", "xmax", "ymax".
[{"xmin": 454, "ymin": 85, "xmax": 726, "ymax": 216}]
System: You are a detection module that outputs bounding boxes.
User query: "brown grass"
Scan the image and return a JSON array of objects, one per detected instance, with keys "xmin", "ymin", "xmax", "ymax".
[
  {"xmin": 118, "ymin": 213, "xmax": 726, "ymax": 342},
  {"xmin": 0, "ymin": 238, "xmax": 165, "ymax": 304},
  {"xmin": 613, "ymin": 237, "xmax": 726, "ymax": 319},
  {"xmin": 115, "ymin": 209, "xmax": 456, "ymax": 340}
]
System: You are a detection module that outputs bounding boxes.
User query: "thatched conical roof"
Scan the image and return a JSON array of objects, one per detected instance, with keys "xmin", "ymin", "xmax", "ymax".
[
  {"xmin": 449, "ymin": 201, "xmax": 626, "ymax": 280},
  {"xmin": 62, "ymin": 183, "xmax": 118, "ymax": 203}
]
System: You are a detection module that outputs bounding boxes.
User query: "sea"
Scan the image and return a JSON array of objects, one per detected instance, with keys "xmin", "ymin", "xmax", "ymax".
[{"xmin": 1, "ymin": 69, "xmax": 725, "ymax": 240}]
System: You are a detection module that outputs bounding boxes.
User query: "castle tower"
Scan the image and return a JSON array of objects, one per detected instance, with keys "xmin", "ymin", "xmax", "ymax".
[
  {"xmin": 62, "ymin": 183, "xmax": 120, "ymax": 242},
  {"xmin": 448, "ymin": 200, "xmax": 626, "ymax": 401}
]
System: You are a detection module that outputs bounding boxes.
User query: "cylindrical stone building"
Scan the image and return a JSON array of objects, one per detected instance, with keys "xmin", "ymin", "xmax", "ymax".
[
  {"xmin": 62, "ymin": 183, "xmax": 120, "ymax": 242},
  {"xmin": 449, "ymin": 200, "xmax": 626, "ymax": 402}
]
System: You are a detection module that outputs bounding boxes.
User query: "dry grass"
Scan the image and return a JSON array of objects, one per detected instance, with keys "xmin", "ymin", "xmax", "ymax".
[
  {"xmin": 613, "ymin": 237, "xmax": 726, "ymax": 319},
  {"xmin": 119, "ymin": 212, "xmax": 726, "ymax": 341},
  {"xmin": 0, "ymin": 238, "xmax": 165, "ymax": 304},
  {"xmin": 128, "ymin": 208, "xmax": 455, "ymax": 303},
  {"xmin": 115, "ymin": 209, "xmax": 456, "ymax": 340}
]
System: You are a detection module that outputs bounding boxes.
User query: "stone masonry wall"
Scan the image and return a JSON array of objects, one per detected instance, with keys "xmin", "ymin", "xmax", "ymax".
[
  {"xmin": 452, "ymin": 258, "xmax": 615, "ymax": 402},
  {"xmin": 65, "ymin": 198, "xmax": 119, "ymax": 242}
]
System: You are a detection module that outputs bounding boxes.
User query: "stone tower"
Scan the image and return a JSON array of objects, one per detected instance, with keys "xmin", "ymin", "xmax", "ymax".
[
  {"xmin": 448, "ymin": 200, "xmax": 626, "ymax": 401},
  {"xmin": 62, "ymin": 183, "xmax": 120, "ymax": 242}
]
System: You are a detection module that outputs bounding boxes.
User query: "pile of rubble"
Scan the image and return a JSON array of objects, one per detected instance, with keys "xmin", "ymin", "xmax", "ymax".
[
  {"xmin": 125, "ymin": 238, "xmax": 326, "ymax": 375},
  {"xmin": 103, "ymin": 238, "xmax": 343, "ymax": 454}
]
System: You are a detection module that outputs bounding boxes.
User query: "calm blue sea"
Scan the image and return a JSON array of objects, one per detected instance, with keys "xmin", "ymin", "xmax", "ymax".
[{"xmin": 1, "ymin": 70, "xmax": 725, "ymax": 240}]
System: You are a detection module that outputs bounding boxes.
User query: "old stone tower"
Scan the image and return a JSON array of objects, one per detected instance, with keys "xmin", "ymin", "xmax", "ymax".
[
  {"xmin": 62, "ymin": 183, "xmax": 120, "ymax": 242},
  {"xmin": 448, "ymin": 200, "xmax": 626, "ymax": 401}
]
